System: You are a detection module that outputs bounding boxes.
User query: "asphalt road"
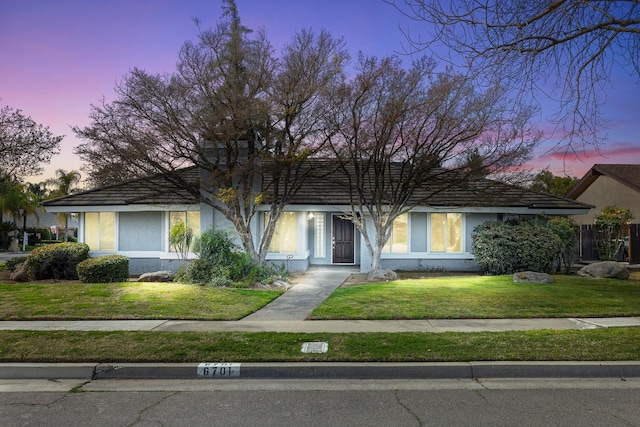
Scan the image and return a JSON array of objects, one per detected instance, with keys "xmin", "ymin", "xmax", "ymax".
[{"xmin": 2, "ymin": 379, "xmax": 640, "ymax": 426}]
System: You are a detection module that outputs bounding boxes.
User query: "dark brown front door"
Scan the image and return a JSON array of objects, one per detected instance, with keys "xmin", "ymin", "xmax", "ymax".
[{"xmin": 333, "ymin": 216, "xmax": 354, "ymax": 264}]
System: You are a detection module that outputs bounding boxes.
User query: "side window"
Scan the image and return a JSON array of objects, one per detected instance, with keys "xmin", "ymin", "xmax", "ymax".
[
  {"xmin": 383, "ymin": 213, "xmax": 408, "ymax": 253},
  {"xmin": 169, "ymin": 211, "xmax": 200, "ymax": 252},
  {"xmin": 431, "ymin": 213, "xmax": 463, "ymax": 253},
  {"xmin": 85, "ymin": 212, "xmax": 116, "ymax": 251},
  {"xmin": 266, "ymin": 212, "xmax": 299, "ymax": 253}
]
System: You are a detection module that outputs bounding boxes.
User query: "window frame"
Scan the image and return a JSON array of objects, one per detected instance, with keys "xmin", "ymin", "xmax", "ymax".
[
  {"xmin": 429, "ymin": 212, "xmax": 464, "ymax": 254},
  {"xmin": 168, "ymin": 210, "xmax": 201, "ymax": 253},
  {"xmin": 265, "ymin": 211, "xmax": 299, "ymax": 254},
  {"xmin": 383, "ymin": 212, "xmax": 409, "ymax": 254},
  {"xmin": 84, "ymin": 211, "xmax": 117, "ymax": 252}
]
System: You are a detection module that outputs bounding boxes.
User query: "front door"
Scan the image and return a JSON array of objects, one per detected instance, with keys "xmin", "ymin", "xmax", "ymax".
[{"xmin": 333, "ymin": 216, "xmax": 354, "ymax": 264}]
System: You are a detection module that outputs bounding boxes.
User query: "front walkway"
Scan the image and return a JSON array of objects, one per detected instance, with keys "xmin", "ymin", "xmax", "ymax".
[{"xmin": 241, "ymin": 266, "xmax": 357, "ymax": 321}]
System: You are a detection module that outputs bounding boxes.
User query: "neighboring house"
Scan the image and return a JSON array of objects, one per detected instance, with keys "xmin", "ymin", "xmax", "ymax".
[
  {"xmin": 42, "ymin": 163, "xmax": 591, "ymax": 274},
  {"xmin": 565, "ymin": 164, "xmax": 640, "ymax": 263},
  {"xmin": 565, "ymin": 164, "xmax": 640, "ymax": 225}
]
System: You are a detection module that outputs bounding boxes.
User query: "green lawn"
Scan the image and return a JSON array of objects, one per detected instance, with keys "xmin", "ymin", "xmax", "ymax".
[
  {"xmin": 0, "ymin": 282, "xmax": 283, "ymax": 320},
  {"xmin": 310, "ymin": 274, "xmax": 640, "ymax": 319},
  {"xmin": 1, "ymin": 328, "xmax": 639, "ymax": 362},
  {"xmin": 1, "ymin": 273, "xmax": 640, "ymax": 363}
]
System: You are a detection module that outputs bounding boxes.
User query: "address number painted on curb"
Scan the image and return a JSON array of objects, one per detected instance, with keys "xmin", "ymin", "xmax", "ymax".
[{"xmin": 197, "ymin": 362, "xmax": 241, "ymax": 378}]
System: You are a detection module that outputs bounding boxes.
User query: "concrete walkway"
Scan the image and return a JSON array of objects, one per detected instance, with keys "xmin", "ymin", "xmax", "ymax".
[{"xmin": 242, "ymin": 266, "xmax": 356, "ymax": 321}]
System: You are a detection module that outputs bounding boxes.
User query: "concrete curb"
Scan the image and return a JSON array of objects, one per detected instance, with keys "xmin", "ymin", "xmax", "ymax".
[{"xmin": 2, "ymin": 361, "xmax": 640, "ymax": 380}]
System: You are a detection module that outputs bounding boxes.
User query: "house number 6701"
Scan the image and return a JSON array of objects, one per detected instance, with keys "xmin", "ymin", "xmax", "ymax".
[{"xmin": 197, "ymin": 362, "xmax": 241, "ymax": 378}]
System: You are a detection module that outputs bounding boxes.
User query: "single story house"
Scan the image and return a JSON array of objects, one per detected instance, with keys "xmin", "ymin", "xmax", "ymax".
[{"xmin": 42, "ymin": 163, "xmax": 591, "ymax": 274}]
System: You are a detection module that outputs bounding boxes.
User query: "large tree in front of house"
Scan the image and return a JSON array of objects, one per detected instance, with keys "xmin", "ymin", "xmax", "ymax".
[
  {"xmin": 326, "ymin": 54, "xmax": 538, "ymax": 276},
  {"xmin": 74, "ymin": 0, "xmax": 348, "ymax": 264}
]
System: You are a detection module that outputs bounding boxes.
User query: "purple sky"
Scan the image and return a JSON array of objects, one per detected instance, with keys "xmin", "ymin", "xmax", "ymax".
[{"xmin": 2, "ymin": 0, "xmax": 639, "ymax": 184}]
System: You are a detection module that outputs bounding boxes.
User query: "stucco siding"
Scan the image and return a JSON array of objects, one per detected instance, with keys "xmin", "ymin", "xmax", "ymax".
[
  {"xmin": 118, "ymin": 212, "xmax": 163, "ymax": 251},
  {"xmin": 410, "ymin": 212, "xmax": 428, "ymax": 252},
  {"xmin": 465, "ymin": 213, "xmax": 497, "ymax": 252},
  {"xmin": 572, "ymin": 176, "xmax": 640, "ymax": 225},
  {"xmin": 129, "ymin": 258, "xmax": 162, "ymax": 275}
]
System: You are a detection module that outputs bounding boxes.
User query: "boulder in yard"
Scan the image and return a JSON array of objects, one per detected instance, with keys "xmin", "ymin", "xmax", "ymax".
[
  {"xmin": 9, "ymin": 262, "xmax": 29, "ymax": 282},
  {"xmin": 577, "ymin": 261, "xmax": 629, "ymax": 280},
  {"xmin": 513, "ymin": 271, "xmax": 554, "ymax": 284},
  {"xmin": 138, "ymin": 270, "xmax": 174, "ymax": 282},
  {"xmin": 367, "ymin": 268, "xmax": 398, "ymax": 282}
]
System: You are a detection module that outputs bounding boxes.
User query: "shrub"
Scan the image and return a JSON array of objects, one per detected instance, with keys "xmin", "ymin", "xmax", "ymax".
[
  {"xmin": 26, "ymin": 242, "xmax": 90, "ymax": 280},
  {"xmin": 472, "ymin": 219, "xmax": 562, "ymax": 275},
  {"xmin": 169, "ymin": 220, "xmax": 193, "ymax": 263},
  {"xmin": 175, "ymin": 228, "xmax": 288, "ymax": 287},
  {"xmin": 77, "ymin": 255, "xmax": 129, "ymax": 283},
  {"xmin": 548, "ymin": 216, "xmax": 579, "ymax": 272},
  {"xmin": 593, "ymin": 206, "xmax": 633, "ymax": 261},
  {"xmin": 194, "ymin": 228, "xmax": 236, "ymax": 266}
]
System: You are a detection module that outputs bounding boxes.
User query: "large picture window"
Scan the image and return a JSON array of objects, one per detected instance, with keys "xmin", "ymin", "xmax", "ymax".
[
  {"xmin": 266, "ymin": 211, "xmax": 298, "ymax": 253},
  {"xmin": 169, "ymin": 211, "xmax": 200, "ymax": 251},
  {"xmin": 383, "ymin": 213, "xmax": 408, "ymax": 253},
  {"xmin": 85, "ymin": 212, "xmax": 116, "ymax": 251},
  {"xmin": 431, "ymin": 213, "xmax": 463, "ymax": 253}
]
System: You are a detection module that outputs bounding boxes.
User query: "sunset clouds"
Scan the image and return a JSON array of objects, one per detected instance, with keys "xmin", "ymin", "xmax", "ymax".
[{"xmin": 1, "ymin": 0, "xmax": 638, "ymax": 183}]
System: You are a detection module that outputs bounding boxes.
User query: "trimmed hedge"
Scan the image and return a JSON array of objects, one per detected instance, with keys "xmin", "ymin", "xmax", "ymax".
[
  {"xmin": 26, "ymin": 242, "xmax": 90, "ymax": 281},
  {"xmin": 77, "ymin": 255, "xmax": 129, "ymax": 283}
]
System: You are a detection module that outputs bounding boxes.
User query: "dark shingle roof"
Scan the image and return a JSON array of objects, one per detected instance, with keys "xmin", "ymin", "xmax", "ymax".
[
  {"xmin": 42, "ymin": 167, "xmax": 200, "ymax": 207},
  {"xmin": 285, "ymin": 161, "xmax": 590, "ymax": 211},
  {"xmin": 42, "ymin": 161, "xmax": 590, "ymax": 212},
  {"xmin": 566, "ymin": 164, "xmax": 640, "ymax": 199}
]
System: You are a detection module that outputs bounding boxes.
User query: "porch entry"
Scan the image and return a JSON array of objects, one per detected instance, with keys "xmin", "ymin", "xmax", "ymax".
[{"xmin": 332, "ymin": 215, "xmax": 355, "ymax": 264}]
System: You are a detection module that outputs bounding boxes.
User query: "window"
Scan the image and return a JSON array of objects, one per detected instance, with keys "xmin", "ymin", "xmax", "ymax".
[
  {"xmin": 314, "ymin": 213, "xmax": 326, "ymax": 258},
  {"xmin": 266, "ymin": 211, "xmax": 298, "ymax": 253},
  {"xmin": 85, "ymin": 212, "xmax": 116, "ymax": 251},
  {"xmin": 431, "ymin": 213, "xmax": 463, "ymax": 253},
  {"xmin": 169, "ymin": 211, "xmax": 200, "ymax": 251},
  {"xmin": 383, "ymin": 213, "xmax": 408, "ymax": 253}
]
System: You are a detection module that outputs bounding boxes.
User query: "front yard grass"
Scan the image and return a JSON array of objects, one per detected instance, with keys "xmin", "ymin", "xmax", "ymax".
[
  {"xmin": 1, "ymin": 328, "xmax": 639, "ymax": 362},
  {"xmin": 310, "ymin": 274, "xmax": 640, "ymax": 320},
  {"xmin": 0, "ymin": 282, "xmax": 283, "ymax": 320}
]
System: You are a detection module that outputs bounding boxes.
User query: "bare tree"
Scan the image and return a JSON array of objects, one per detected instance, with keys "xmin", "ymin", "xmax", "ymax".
[
  {"xmin": 73, "ymin": 0, "xmax": 347, "ymax": 263},
  {"xmin": 0, "ymin": 106, "xmax": 63, "ymax": 179},
  {"xmin": 326, "ymin": 54, "xmax": 538, "ymax": 275},
  {"xmin": 387, "ymin": 0, "xmax": 640, "ymax": 153}
]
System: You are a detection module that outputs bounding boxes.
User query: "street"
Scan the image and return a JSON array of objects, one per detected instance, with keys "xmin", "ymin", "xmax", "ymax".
[{"xmin": 2, "ymin": 378, "xmax": 640, "ymax": 426}]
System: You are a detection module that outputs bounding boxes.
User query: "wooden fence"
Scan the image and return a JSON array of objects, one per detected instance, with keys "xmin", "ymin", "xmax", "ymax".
[{"xmin": 578, "ymin": 224, "xmax": 640, "ymax": 264}]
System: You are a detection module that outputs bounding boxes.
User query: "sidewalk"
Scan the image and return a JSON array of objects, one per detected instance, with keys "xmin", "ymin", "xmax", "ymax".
[{"xmin": 2, "ymin": 317, "xmax": 640, "ymax": 333}]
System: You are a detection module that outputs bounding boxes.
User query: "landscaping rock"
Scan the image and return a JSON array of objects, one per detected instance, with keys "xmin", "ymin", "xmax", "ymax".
[
  {"xmin": 577, "ymin": 261, "xmax": 629, "ymax": 280},
  {"xmin": 367, "ymin": 268, "xmax": 398, "ymax": 282},
  {"xmin": 9, "ymin": 262, "xmax": 29, "ymax": 282},
  {"xmin": 513, "ymin": 271, "xmax": 554, "ymax": 284},
  {"xmin": 138, "ymin": 270, "xmax": 174, "ymax": 282}
]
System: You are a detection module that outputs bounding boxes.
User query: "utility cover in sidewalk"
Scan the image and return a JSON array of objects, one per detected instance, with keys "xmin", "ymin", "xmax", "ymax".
[{"xmin": 301, "ymin": 342, "xmax": 328, "ymax": 353}]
